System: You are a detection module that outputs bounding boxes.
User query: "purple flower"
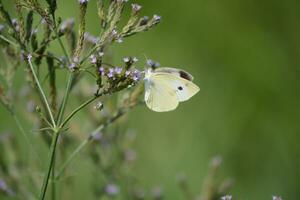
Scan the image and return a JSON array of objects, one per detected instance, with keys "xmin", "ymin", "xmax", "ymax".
[
  {"xmin": 84, "ymin": 32, "xmax": 99, "ymax": 44},
  {"xmin": 105, "ymin": 184, "xmax": 119, "ymax": 196},
  {"xmin": 98, "ymin": 67, "xmax": 105, "ymax": 75},
  {"xmin": 78, "ymin": 0, "xmax": 88, "ymax": 4},
  {"xmin": 153, "ymin": 15, "xmax": 161, "ymax": 22},
  {"xmin": 0, "ymin": 179, "xmax": 7, "ymax": 191},
  {"xmin": 146, "ymin": 59, "xmax": 154, "ymax": 66},
  {"xmin": 131, "ymin": 4, "xmax": 142, "ymax": 12},
  {"xmin": 114, "ymin": 67, "xmax": 122, "ymax": 74},
  {"xmin": 107, "ymin": 68, "xmax": 114, "ymax": 78},
  {"xmin": 90, "ymin": 54, "xmax": 97, "ymax": 64},
  {"xmin": 27, "ymin": 54, "xmax": 32, "ymax": 61},
  {"xmin": 69, "ymin": 63, "xmax": 76, "ymax": 71},
  {"xmin": 125, "ymin": 70, "xmax": 131, "ymax": 77}
]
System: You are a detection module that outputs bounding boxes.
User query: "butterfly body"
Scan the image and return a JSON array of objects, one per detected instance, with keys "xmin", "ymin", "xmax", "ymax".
[{"xmin": 144, "ymin": 67, "xmax": 200, "ymax": 112}]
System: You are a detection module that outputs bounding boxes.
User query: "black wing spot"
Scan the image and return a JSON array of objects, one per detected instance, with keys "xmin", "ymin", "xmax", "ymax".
[
  {"xmin": 178, "ymin": 86, "xmax": 183, "ymax": 91},
  {"xmin": 179, "ymin": 71, "xmax": 192, "ymax": 81}
]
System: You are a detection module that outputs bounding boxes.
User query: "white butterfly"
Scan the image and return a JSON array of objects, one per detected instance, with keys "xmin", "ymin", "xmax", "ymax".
[{"xmin": 144, "ymin": 67, "xmax": 200, "ymax": 112}]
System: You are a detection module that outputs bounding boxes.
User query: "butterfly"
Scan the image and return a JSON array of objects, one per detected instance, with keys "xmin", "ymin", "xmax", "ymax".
[{"xmin": 144, "ymin": 67, "xmax": 200, "ymax": 112}]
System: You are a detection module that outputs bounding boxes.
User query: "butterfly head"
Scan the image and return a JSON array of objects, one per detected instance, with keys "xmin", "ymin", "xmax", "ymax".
[{"xmin": 144, "ymin": 68, "xmax": 154, "ymax": 80}]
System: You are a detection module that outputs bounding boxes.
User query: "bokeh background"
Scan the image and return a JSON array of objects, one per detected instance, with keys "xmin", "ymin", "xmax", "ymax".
[{"xmin": 1, "ymin": 0, "xmax": 300, "ymax": 199}]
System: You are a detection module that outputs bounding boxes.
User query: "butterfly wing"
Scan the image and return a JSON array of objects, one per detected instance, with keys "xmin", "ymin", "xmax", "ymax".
[
  {"xmin": 151, "ymin": 72, "xmax": 200, "ymax": 102},
  {"xmin": 144, "ymin": 76, "xmax": 179, "ymax": 112},
  {"xmin": 154, "ymin": 67, "xmax": 194, "ymax": 81}
]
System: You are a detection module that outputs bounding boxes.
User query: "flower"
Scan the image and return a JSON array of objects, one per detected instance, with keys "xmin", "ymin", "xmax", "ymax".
[
  {"xmin": 0, "ymin": 179, "xmax": 7, "ymax": 191},
  {"xmin": 114, "ymin": 67, "xmax": 122, "ymax": 75},
  {"xmin": 125, "ymin": 70, "xmax": 131, "ymax": 77},
  {"xmin": 105, "ymin": 184, "xmax": 119, "ymax": 196},
  {"xmin": 131, "ymin": 4, "xmax": 142, "ymax": 12},
  {"xmin": 146, "ymin": 59, "xmax": 154, "ymax": 66},
  {"xmin": 98, "ymin": 52, "xmax": 104, "ymax": 57},
  {"xmin": 98, "ymin": 66, "xmax": 105, "ymax": 75},
  {"xmin": 107, "ymin": 68, "xmax": 114, "ymax": 78},
  {"xmin": 78, "ymin": 0, "xmax": 88, "ymax": 4},
  {"xmin": 123, "ymin": 57, "xmax": 130, "ymax": 63},
  {"xmin": 27, "ymin": 54, "xmax": 32, "ymax": 61},
  {"xmin": 69, "ymin": 63, "xmax": 76, "ymax": 71},
  {"xmin": 133, "ymin": 57, "xmax": 138, "ymax": 62},
  {"xmin": 112, "ymin": 29, "xmax": 118, "ymax": 37},
  {"xmin": 90, "ymin": 54, "xmax": 97, "ymax": 64},
  {"xmin": 221, "ymin": 195, "xmax": 232, "ymax": 200},
  {"xmin": 153, "ymin": 15, "xmax": 161, "ymax": 22},
  {"xmin": 132, "ymin": 69, "xmax": 141, "ymax": 81},
  {"xmin": 140, "ymin": 16, "xmax": 149, "ymax": 26},
  {"xmin": 84, "ymin": 32, "xmax": 99, "ymax": 44}
]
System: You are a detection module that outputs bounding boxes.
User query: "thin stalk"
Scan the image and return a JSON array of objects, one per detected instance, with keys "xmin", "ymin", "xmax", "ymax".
[
  {"xmin": 80, "ymin": 44, "xmax": 98, "ymax": 64},
  {"xmin": 12, "ymin": 113, "xmax": 42, "ymax": 164},
  {"xmin": 52, "ymin": 15, "xmax": 70, "ymax": 63},
  {"xmin": 39, "ymin": 130, "xmax": 60, "ymax": 200},
  {"xmin": 56, "ymin": 106, "xmax": 131, "ymax": 180},
  {"xmin": 59, "ymin": 95, "xmax": 98, "ymax": 129},
  {"xmin": 0, "ymin": 35, "xmax": 18, "ymax": 47},
  {"xmin": 51, "ymin": 154, "xmax": 56, "ymax": 200},
  {"xmin": 28, "ymin": 58, "xmax": 56, "ymax": 127},
  {"xmin": 56, "ymin": 73, "xmax": 74, "ymax": 124}
]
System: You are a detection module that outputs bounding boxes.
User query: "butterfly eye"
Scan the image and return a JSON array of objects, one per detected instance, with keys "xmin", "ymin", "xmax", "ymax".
[{"xmin": 178, "ymin": 86, "xmax": 183, "ymax": 91}]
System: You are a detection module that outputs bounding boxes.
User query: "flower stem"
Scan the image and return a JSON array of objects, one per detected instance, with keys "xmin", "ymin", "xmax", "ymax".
[
  {"xmin": 56, "ymin": 73, "xmax": 74, "ymax": 124},
  {"xmin": 39, "ymin": 130, "xmax": 60, "ymax": 200},
  {"xmin": 28, "ymin": 58, "xmax": 56, "ymax": 128},
  {"xmin": 56, "ymin": 106, "xmax": 131, "ymax": 180},
  {"xmin": 59, "ymin": 95, "xmax": 98, "ymax": 129},
  {"xmin": 0, "ymin": 35, "xmax": 18, "ymax": 47}
]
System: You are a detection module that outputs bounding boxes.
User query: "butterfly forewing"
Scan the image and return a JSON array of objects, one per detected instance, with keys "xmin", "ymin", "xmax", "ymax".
[
  {"xmin": 151, "ymin": 72, "xmax": 200, "ymax": 102},
  {"xmin": 145, "ymin": 76, "xmax": 179, "ymax": 112}
]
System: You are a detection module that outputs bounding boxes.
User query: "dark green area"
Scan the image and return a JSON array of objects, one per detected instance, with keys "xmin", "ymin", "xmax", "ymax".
[{"xmin": 1, "ymin": 0, "xmax": 300, "ymax": 199}]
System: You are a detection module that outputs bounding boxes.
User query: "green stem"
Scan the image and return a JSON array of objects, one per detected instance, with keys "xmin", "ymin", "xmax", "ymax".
[
  {"xmin": 56, "ymin": 107, "xmax": 130, "ymax": 180},
  {"xmin": 52, "ymin": 15, "xmax": 70, "ymax": 63},
  {"xmin": 28, "ymin": 58, "xmax": 56, "ymax": 127},
  {"xmin": 80, "ymin": 44, "xmax": 98, "ymax": 64},
  {"xmin": 59, "ymin": 95, "xmax": 98, "ymax": 129},
  {"xmin": 39, "ymin": 130, "xmax": 60, "ymax": 200},
  {"xmin": 0, "ymin": 35, "xmax": 18, "ymax": 47},
  {"xmin": 55, "ymin": 135, "xmax": 90, "ymax": 180},
  {"xmin": 51, "ymin": 153, "xmax": 56, "ymax": 200},
  {"xmin": 56, "ymin": 73, "xmax": 74, "ymax": 124}
]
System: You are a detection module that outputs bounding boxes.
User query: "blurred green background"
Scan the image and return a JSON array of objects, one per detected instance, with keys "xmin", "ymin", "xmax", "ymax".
[{"xmin": 1, "ymin": 0, "xmax": 300, "ymax": 199}]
